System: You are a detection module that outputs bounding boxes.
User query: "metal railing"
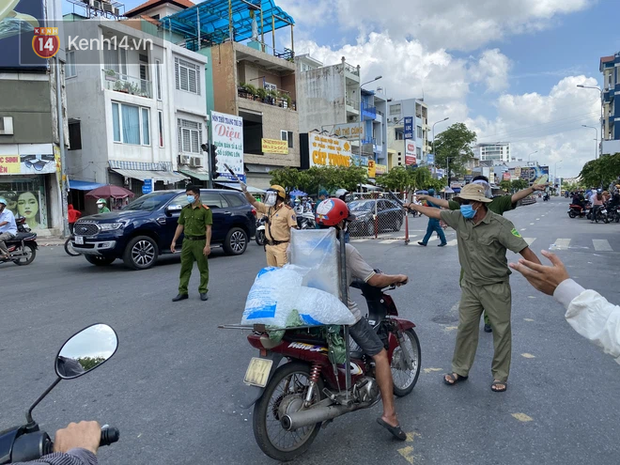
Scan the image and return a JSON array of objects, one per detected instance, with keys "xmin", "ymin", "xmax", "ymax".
[
  {"xmin": 362, "ymin": 103, "xmax": 377, "ymax": 119},
  {"xmin": 237, "ymin": 88, "xmax": 296, "ymax": 110},
  {"xmin": 346, "ymin": 192, "xmax": 407, "ymax": 240},
  {"xmin": 343, "ymin": 62, "xmax": 359, "ymax": 76},
  {"xmin": 346, "ymin": 98, "xmax": 360, "ymax": 110},
  {"xmin": 102, "ymin": 70, "xmax": 152, "ymax": 99}
]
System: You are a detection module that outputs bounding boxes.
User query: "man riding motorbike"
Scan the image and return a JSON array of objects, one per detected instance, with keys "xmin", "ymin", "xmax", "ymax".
[
  {"xmin": 0, "ymin": 197, "xmax": 17, "ymax": 260},
  {"xmin": 315, "ymin": 198, "xmax": 409, "ymax": 441}
]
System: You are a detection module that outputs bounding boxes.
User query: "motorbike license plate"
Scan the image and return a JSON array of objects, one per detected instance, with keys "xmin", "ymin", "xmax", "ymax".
[
  {"xmin": 75, "ymin": 236, "xmax": 84, "ymax": 245},
  {"xmin": 601, "ymin": 209, "xmax": 607, "ymax": 214},
  {"xmin": 243, "ymin": 357, "xmax": 273, "ymax": 388}
]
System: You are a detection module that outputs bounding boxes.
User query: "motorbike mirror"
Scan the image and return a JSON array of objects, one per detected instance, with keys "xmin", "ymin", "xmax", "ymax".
[{"xmin": 55, "ymin": 324, "xmax": 118, "ymax": 379}]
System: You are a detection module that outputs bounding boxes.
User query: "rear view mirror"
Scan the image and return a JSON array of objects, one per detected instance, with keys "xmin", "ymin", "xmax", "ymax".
[
  {"xmin": 167, "ymin": 204, "xmax": 182, "ymax": 214},
  {"xmin": 55, "ymin": 324, "xmax": 118, "ymax": 379}
]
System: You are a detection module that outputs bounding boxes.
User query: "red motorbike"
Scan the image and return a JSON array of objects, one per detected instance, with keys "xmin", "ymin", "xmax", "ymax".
[
  {"xmin": 238, "ymin": 279, "xmax": 421, "ymax": 462},
  {"xmin": 568, "ymin": 203, "xmax": 589, "ymax": 218}
]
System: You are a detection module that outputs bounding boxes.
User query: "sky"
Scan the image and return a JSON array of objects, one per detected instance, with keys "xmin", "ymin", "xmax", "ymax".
[{"xmin": 64, "ymin": 0, "xmax": 620, "ymax": 178}]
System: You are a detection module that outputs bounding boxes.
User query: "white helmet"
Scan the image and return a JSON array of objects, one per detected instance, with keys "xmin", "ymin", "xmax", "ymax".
[{"xmin": 335, "ymin": 189, "xmax": 348, "ymax": 198}]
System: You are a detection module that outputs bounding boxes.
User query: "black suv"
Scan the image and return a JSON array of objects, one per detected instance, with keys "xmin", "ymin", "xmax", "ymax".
[{"xmin": 72, "ymin": 189, "xmax": 256, "ymax": 270}]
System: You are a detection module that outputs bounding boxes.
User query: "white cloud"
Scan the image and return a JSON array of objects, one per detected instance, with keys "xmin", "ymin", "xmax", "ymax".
[
  {"xmin": 469, "ymin": 49, "xmax": 512, "ymax": 93},
  {"xmin": 280, "ymin": 0, "xmax": 592, "ymax": 51}
]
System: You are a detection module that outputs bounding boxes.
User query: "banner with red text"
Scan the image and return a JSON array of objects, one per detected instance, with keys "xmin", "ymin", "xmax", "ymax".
[{"xmin": 211, "ymin": 111, "xmax": 244, "ymax": 181}]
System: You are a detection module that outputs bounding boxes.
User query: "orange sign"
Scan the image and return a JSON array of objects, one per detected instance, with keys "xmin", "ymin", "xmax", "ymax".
[
  {"xmin": 367, "ymin": 160, "xmax": 376, "ymax": 178},
  {"xmin": 261, "ymin": 138, "xmax": 289, "ymax": 154},
  {"xmin": 0, "ymin": 156, "xmax": 20, "ymax": 174},
  {"xmin": 32, "ymin": 27, "xmax": 60, "ymax": 59}
]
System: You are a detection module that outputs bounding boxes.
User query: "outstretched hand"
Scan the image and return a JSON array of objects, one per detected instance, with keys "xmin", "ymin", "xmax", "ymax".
[
  {"xmin": 532, "ymin": 183, "xmax": 550, "ymax": 192},
  {"xmin": 509, "ymin": 250, "xmax": 570, "ymax": 296}
]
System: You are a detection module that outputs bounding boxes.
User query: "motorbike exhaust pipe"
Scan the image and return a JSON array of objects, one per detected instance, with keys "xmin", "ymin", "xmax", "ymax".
[{"xmin": 281, "ymin": 402, "xmax": 366, "ymax": 431}]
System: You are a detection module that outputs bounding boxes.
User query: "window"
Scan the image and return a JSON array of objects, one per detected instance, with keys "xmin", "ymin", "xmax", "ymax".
[
  {"xmin": 417, "ymin": 126, "xmax": 422, "ymax": 139},
  {"xmin": 103, "ymin": 46, "xmax": 127, "ymax": 77},
  {"xmin": 68, "ymin": 121, "xmax": 82, "ymax": 150},
  {"xmin": 175, "ymin": 58, "xmax": 200, "ymax": 95},
  {"xmin": 223, "ymin": 193, "xmax": 244, "ymax": 207},
  {"xmin": 287, "ymin": 131, "xmax": 294, "ymax": 148},
  {"xmin": 171, "ymin": 193, "xmax": 190, "ymax": 208},
  {"xmin": 264, "ymin": 82, "xmax": 277, "ymax": 92},
  {"xmin": 156, "ymin": 60, "xmax": 162, "ymax": 100},
  {"xmin": 177, "ymin": 119, "xmax": 202, "ymax": 153},
  {"xmin": 390, "ymin": 104, "xmax": 401, "ymax": 116},
  {"xmin": 66, "ymin": 51, "xmax": 77, "ymax": 78},
  {"xmin": 395, "ymin": 129, "xmax": 404, "ymax": 140},
  {"xmin": 416, "ymin": 147, "xmax": 422, "ymax": 158},
  {"xmin": 200, "ymin": 192, "xmax": 225, "ymax": 209},
  {"xmin": 111, "ymin": 102, "xmax": 150, "ymax": 145},
  {"xmin": 158, "ymin": 111, "xmax": 164, "ymax": 147}
]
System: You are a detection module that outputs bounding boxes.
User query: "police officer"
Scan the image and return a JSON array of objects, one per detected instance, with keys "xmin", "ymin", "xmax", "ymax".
[
  {"xmin": 171, "ymin": 185, "xmax": 213, "ymax": 302},
  {"xmin": 242, "ymin": 183, "xmax": 297, "ymax": 267}
]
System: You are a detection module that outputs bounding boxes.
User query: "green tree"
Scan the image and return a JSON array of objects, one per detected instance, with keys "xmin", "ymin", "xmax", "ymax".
[
  {"xmin": 511, "ymin": 179, "xmax": 529, "ymax": 190},
  {"xmin": 433, "ymin": 123, "xmax": 477, "ymax": 180},
  {"xmin": 376, "ymin": 166, "xmax": 413, "ymax": 192},
  {"xmin": 270, "ymin": 166, "xmax": 367, "ymax": 195},
  {"xmin": 579, "ymin": 154, "xmax": 620, "ymax": 188},
  {"xmin": 77, "ymin": 356, "xmax": 106, "ymax": 371},
  {"xmin": 499, "ymin": 180, "xmax": 512, "ymax": 192}
]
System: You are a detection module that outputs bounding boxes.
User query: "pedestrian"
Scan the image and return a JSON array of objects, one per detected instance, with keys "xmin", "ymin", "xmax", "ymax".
[
  {"xmin": 0, "ymin": 197, "xmax": 17, "ymax": 260},
  {"xmin": 170, "ymin": 185, "xmax": 213, "ymax": 302},
  {"xmin": 242, "ymin": 184, "xmax": 297, "ymax": 267},
  {"xmin": 408, "ymin": 183, "xmax": 541, "ymax": 392},
  {"xmin": 96, "ymin": 199, "xmax": 110, "ymax": 213},
  {"xmin": 418, "ymin": 175, "xmax": 547, "ymax": 334},
  {"xmin": 67, "ymin": 204, "xmax": 81, "ymax": 235},
  {"xmin": 416, "ymin": 188, "xmax": 447, "ymax": 247}
]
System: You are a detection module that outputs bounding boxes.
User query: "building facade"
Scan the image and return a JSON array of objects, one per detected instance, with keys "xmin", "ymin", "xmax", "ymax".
[
  {"xmin": 474, "ymin": 142, "xmax": 511, "ymax": 164},
  {"xmin": 600, "ymin": 53, "xmax": 620, "ymax": 155},
  {"xmin": 386, "ymin": 98, "xmax": 429, "ymax": 169}
]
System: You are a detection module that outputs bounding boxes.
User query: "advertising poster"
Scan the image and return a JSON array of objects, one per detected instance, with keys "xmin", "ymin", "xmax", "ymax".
[
  {"xmin": 308, "ymin": 132, "xmax": 351, "ymax": 167},
  {"xmin": 405, "ymin": 140, "xmax": 417, "ymax": 166},
  {"xmin": 0, "ymin": 0, "xmax": 47, "ymax": 69},
  {"xmin": 211, "ymin": 111, "xmax": 244, "ymax": 181},
  {"xmin": 261, "ymin": 138, "xmax": 288, "ymax": 154}
]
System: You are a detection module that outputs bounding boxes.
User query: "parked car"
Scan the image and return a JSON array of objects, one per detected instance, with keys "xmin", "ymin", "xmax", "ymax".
[
  {"xmin": 347, "ymin": 199, "xmax": 404, "ymax": 236},
  {"xmin": 72, "ymin": 189, "xmax": 256, "ymax": 270}
]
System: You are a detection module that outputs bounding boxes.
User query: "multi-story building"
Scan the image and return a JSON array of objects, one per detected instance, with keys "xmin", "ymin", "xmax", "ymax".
[
  {"xmin": 600, "ymin": 53, "xmax": 620, "ymax": 155},
  {"xmin": 386, "ymin": 98, "xmax": 429, "ymax": 169},
  {"xmin": 474, "ymin": 142, "xmax": 511, "ymax": 164},
  {"xmin": 63, "ymin": 16, "xmax": 206, "ymax": 202},
  {"xmin": 0, "ymin": 0, "xmax": 66, "ymax": 235}
]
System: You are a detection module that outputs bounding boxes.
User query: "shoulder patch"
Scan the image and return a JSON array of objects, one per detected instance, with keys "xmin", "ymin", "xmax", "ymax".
[
  {"xmin": 202, "ymin": 204, "xmax": 210, "ymax": 210},
  {"xmin": 511, "ymin": 228, "xmax": 521, "ymax": 238},
  {"xmin": 284, "ymin": 205, "xmax": 293, "ymax": 210}
]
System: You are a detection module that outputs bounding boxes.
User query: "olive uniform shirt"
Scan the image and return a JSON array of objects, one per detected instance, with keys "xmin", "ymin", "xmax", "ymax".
[
  {"xmin": 256, "ymin": 202, "xmax": 297, "ymax": 242},
  {"xmin": 440, "ymin": 209, "xmax": 528, "ymax": 286},
  {"xmin": 178, "ymin": 203, "xmax": 213, "ymax": 237},
  {"xmin": 448, "ymin": 195, "xmax": 516, "ymax": 215}
]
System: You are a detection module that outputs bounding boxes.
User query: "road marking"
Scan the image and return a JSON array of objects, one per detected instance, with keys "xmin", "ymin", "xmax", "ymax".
[
  {"xmin": 521, "ymin": 353, "xmax": 536, "ymax": 359},
  {"xmin": 528, "ymin": 296, "xmax": 536, "ymax": 299},
  {"xmin": 397, "ymin": 432, "xmax": 421, "ymax": 464},
  {"xmin": 552, "ymin": 238, "xmax": 571, "ymax": 250},
  {"xmin": 444, "ymin": 326, "xmax": 458, "ymax": 332},
  {"xmin": 352, "ymin": 239, "xmax": 368, "ymax": 243},
  {"xmin": 524, "ymin": 237, "xmax": 536, "ymax": 246},
  {"xmin": 536, "ymin": 218, "xmax": 540, "ymax": 221},
  {"xmin": 446, "ymin": 239, "xmax": 458, "ymax": 247},
  {"xmin": 521, "ymin": 228, "xmax": 526, "ymax": 231},
  {"xmin": 423, "ymin": 367, "xmax": 443, "ymax": 374},
  {"xmin": 593, "ymin": 239, "xmax": 613, "ymax": 251},
  {"xmin": 380, "ymin": 240, "xmax": 393, "ymax": 244},
  {"xmin": 512, "ymin": 413, "xmax": 533, "ymax": 422},
  {"xmin": 530, "ymin": 223, "xmax": 535, "ymax": 226},
  {"xmin": 524, "ymin": 318, "xmax": 535, "ymax": 322}
]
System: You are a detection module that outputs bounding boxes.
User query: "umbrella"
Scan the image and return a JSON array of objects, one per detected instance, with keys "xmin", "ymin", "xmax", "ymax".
[
  {"xmin": 415, "ymin": 190, "xmax": 428, "ymax": 195},
  {"xmin": 289, "ymin": 189, "xmax": 307, "ymax": 197},
  {"xmin": 85, "ymin": 185, "xmax": 135, "ymax": 199}
]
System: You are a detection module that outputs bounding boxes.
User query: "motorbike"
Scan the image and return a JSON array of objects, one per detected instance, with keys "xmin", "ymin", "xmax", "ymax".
[
  {"xmin": 297, "ymin": 212, "xmax": 316, "ymax": 230},
  {"xmin": 568, "ymin": 203, "xmax": 588, "ymax": 218},
  {"xmin": 236, "ymin": 278, "xmax": 421, "ymax": 462},
  {"xmin": 593, "ymin": 205, "xmax": 610, "ymax": 224},
  {"xmin": 1, "ymin": 218, "xmax": 38, "ymax": 266},
  {"xmin": 543, "ymin": 193, "xmax": 550, "ymax": 201},
  {"xmin": 255, "ymin": 217, "xmax": 266, "ymax": 246},
  {"xmin": 0, "ymin": 323, "xmax": 120, "ymax": 463}
]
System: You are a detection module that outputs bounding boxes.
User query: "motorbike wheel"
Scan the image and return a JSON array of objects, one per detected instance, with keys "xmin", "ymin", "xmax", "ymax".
[
  {"xmin": 253, "ymin": 362, "xmax": 323, "ymax": 462},
  {"xmin": 568, "ymin": 211, "xmax": 576, "ymax": 219},
  {"xmin": 64, "ymin": 237, "xmax": 81, "ymax": 256},
  {"xmin": 256, "ymin": 229, "xmax": 266, "ymax": 246},
  {"xmin": 391, "ymin": 329, "xmax": 421, "ymax": 397},
  {"xmin": 12, "ymin": 244, "xmax": 36, "ymax": 266}
]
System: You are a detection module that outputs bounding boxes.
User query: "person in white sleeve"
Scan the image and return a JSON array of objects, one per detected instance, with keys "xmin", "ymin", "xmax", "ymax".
[{"xmin": 510, "ymin": 250, "xmax": 620, "ymax": 362}]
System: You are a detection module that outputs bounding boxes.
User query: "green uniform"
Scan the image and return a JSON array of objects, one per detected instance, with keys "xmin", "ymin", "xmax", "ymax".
[
  {"xmin": 440, "ymin": 208, "xmax": 528, "ymax": 382},
  {"xmin": 450, "ymin": 195, "xmax": 516, "ymax": 327},
  {"xmin": 177, "ymin": 203, "xmax": 213, "ymax": 295},
  {"xmin": 98, "ymin": 207, "xmax": 111, "ymax": 213}
]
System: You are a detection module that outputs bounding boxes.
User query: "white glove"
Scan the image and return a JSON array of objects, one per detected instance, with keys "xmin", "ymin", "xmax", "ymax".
[{"xmin": 240, "ymin": 181, "xmax": 248, "ymax": 193}]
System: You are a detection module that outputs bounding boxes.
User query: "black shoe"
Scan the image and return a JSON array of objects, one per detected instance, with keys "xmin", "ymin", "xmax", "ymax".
[
  {"xmin": 418, "ymin": 241, "xmax": 427, "ymax": 246},
  {"xmin": 484, "ymin": 324, "xmax": 492, "ymax": 333},
  {"xmin": 438, "ymin": 243, "xmax": 447, "ymax": 247},
  {"xmin": 172, "ymin": 294, "xmax": 188, "ymax": 302},
  {"xmin": 200, "ymin": 293, "xmax": 209, "ymax": 301}
]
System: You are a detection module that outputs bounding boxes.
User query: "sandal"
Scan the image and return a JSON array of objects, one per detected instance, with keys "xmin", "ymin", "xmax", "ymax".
[
  {"xmin": 376, "ymin": 417, "xmax": 407, "ymax": 441},
  {"xmin": 491, "ymin": 380, "xmax": 507, "ymax": 392},
  {"xmin": 444, "ymin": 373, "xmax": 468, "ymax": 386}
]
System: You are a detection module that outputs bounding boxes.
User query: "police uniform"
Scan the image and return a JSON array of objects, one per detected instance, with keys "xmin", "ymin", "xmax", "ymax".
[
  {"xmin": 255, "ymin": 202, "xmax": 297, "ymax": 267},
  {"xmin": 177, "ymin": 203, "xmax": 213, "ymax": 295},
  {"xmin": 440, "ymin": 208, "xmax": 528, "ymax": 383}
]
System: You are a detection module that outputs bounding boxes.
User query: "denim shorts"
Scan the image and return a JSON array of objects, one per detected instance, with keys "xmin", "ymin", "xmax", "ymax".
[{"xmin": 349, "ymin": 317, "xmax": 384, "ymax": 357}]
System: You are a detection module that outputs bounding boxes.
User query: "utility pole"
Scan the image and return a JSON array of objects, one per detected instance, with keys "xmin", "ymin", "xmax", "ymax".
[{"xmin": 55, "ymin": 57, "xmax": 69, "ymax": 238}]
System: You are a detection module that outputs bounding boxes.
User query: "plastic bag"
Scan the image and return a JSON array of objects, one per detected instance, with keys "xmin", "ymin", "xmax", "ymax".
[
  {"xmin": 294, "ymin": 287, "xmax": 355, "ymax": 326},
  {"xmin": 289, "ymin": 229, "xmax": 339, "ymax": 298}
]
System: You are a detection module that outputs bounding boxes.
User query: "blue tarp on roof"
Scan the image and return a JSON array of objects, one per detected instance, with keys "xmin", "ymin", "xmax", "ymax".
[
  {"xmin": 69, "ymin": 180, "xmax": 106, "ymax": 191},
  {"xmin": 162, "ymin": 0, "xmax": 294, "ymax": 46}
]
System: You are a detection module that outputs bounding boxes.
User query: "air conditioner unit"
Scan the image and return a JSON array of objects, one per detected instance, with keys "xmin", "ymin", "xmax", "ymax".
[
  {"xmin": 179, "ymin": 155, "xmax": 191, "ymax": 165},
  {"xmin": 92, "ymin": 0, "xmax": 102, "ymax": 10},
  {"xmin": 103, "ymin": 3, "xmax": 113, "ymax": 12},
  {"xmin": 113, "ymin": 7, "xmax": 120, "ymax": 15},
  {"xmin": 0, "ymin": 117, "xmax": 14, "ymax": 135},
  {"xmin": 190, "ymin": 156, "xmax": 203, "ymax": 167}
]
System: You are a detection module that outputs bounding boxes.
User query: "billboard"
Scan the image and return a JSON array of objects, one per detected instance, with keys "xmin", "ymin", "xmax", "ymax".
[
  {"xmin": 308, "ymin": 132, "xmax": 351, "ymax": 167},
  {"xmin": 261, "ymin": 138, "xmax": 288, "ymax": 154},
  {"xmin": 211, "ymin": 111, "xmax": 244, "ymax": 180},
  {"xmin": 0, "ymin": 0, "xmax": 47, "ymax": 69},
  {"xmin": 405, "ymin": 140, "xmax": 416, "ymax": 166},
  {"xmin": 404, "ymin": 117, "xmax": 414, "ymax": 140},
  {"xmin": 332, "ymin": 123, "xmax": 364, "ymax": 140}
]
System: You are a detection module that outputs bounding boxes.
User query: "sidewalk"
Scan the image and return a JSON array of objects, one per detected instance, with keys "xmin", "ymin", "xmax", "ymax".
[{"xmin": 37, "ymin": 236, "xmax": 66, "ymax": 247}]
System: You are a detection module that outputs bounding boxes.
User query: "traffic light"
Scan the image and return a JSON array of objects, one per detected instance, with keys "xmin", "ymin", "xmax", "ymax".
[{"xmin": 210, "ymin": 144, "xmax": 219, "ymax": 179}]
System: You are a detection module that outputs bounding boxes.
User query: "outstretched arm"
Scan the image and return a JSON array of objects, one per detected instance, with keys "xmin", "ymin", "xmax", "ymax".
[
  {"xmin": 511, "ymin": 184, "xmax": 548, "ymax": 204},
  {"xmin": 417, "ymin": 195, "xmax": 450, "ymax": 209},
  {"xmin": 406, "ymin": 203, "xmax": 442, "ymax": 219}
]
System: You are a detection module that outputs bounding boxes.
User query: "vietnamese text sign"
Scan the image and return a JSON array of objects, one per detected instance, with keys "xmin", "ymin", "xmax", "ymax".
[
  {"xmin": 0, "ymin": 156, "xmax": 20, "ymax": 174},
  {"xmin": 261, "ymin": 138, "xmax": 289, "ymax": 154},
  {"xmin": 427, "ymin": 153, "xmax": 435, "ymax": 165},
  {"xmin": 375, "ymin": 164, "xmax": 387, "ymax": 175},
  {"xmin": 404, "ymin": 117, "xmax": 414, "ymax": 140},
  {"xmin": 212, "ymin": 111, "xmax": 244, "ymax": 179},
  {"xmin": 308, "ymin": 132, "xmax": 352, "ymax": 167},
  {"xmin": 405, "ymin": 140, "xmax": 417, "ymax": 166},
  {"xmin": 332, "ymin": 123, "xmax": 364, "ymax": 140},
  {"xmin": 0, "ymin": 154, "xmax": 55, "ymax": 175},
  {"xmin": 367, "ymin": 160, "xmax": 376, "ymax": 178}
]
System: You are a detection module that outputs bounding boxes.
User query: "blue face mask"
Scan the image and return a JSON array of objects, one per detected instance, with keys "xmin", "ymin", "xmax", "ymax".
[
  {"xmin": 187, "ymin": 195, "xmax": 196, "ymax": 204},
  {"xmin": 460, "ymin": 204, "xmax": 476, "ymax": 219}
]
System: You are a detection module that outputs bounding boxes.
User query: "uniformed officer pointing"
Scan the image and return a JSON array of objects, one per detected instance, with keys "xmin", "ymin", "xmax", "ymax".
[
  {"xmin": 171, "ymin": 185, "xmax": 213, "ymax": 302},
  {"xmin": 242, "ymin": 183, "xmax": 297, "ymax": 267}
]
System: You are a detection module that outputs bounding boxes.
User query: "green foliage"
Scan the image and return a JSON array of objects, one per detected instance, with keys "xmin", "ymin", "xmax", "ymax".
[
  {"xmin": 499, "ymin": 180, "xmax": 512, "ymax": 192},
  {"xmin": 562, "ymin": 180, "xmax": 584, "ymax": 192},
  {"xmin": 579, "ymin": 153, "xmax": 620, "ymax": 188},
  {"xmin": 270, "ymin": 166, "xmax": 368, "ymax": 195},
  {"xmin": 241, "ymin": 83, "xmax": 258, "ymax": 96},
  {"xmin": 432, "ymin": 123, "xmax": 477, "ymax": 179},
  {"xmin": 511, "ymin": 179, "xmax": 529, "ymax": 190},
  {"xmin": 77, "ymin": 356, "xmax": 105, "ymax": 371},
  {"xmin": 256, "ymin": 87, "xmax": 268, "ymax": 100},
  {"xmin": 376, "ymin": 166, "xmax": 441, "ymax": 193}
]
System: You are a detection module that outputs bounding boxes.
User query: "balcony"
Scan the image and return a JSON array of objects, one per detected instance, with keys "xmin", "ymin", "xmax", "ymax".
[
  {"xmin": 362, "ymin": 103, "xmax": 377, "ymax": 120},
  {"xmin": 102, "ymin": 70, "xmax": 152, "ymax": 99},
  {"xmin": 237, "ymin": 86, "xmax": 296, "ymax": 111}
]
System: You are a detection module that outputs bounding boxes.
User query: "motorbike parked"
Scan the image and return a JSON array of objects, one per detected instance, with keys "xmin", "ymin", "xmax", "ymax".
[
  {"xmin": 0, "ymin": 324, "xmax": 120, "ymax": 463},
  {"xmin": 236, "ymin": 279, "xmax": 420, "ymax": 462},
  {"xmin": 255, "ymin": 217, "xmax": 266, "ymax": 246},
  {"xmin": 1, "ymin": 218, "xmax": 38, "ymax": 266},
  {"xmin": 297, "ymin": 212, "xmax": 316, "ymax": 230},
  {"xmin": 568, "ymin": 203, "xmax": 588, "ymax": 218}
]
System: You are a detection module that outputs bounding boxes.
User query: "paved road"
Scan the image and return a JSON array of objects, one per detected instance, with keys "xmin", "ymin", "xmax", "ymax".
[{"xmin": 2, "ymin": 197, "xmax": 619, "ymax": 465}]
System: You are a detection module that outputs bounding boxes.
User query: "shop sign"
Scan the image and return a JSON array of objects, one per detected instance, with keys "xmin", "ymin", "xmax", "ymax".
[
  {"xmin": 212, "ymin": 111, "xmax": 244, "ymax": 180},
  {"xmin": 261, "ymin": 138, "xmax": 289, "ymax": 154},
  {"xmin": 375, "ymin": 164, "xmax": 387, "ymax": 175},
  {"xmin": 308, "ymin": 132, "xmax": 351, "ymax": 167},
  {"xmin": 405, "ymin": 140, "xmax": 416, "ymax": 166},
  {"xmin": 332, "ymin": 123, "xmax": 364, "ymax": 140},
  {"xmin": 367, "ymin": 160, "xmax": 376, "ymax": 178},
  {"xmin": 0, "ymin": 154, "xmax": 55, "ymax": 175}
]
